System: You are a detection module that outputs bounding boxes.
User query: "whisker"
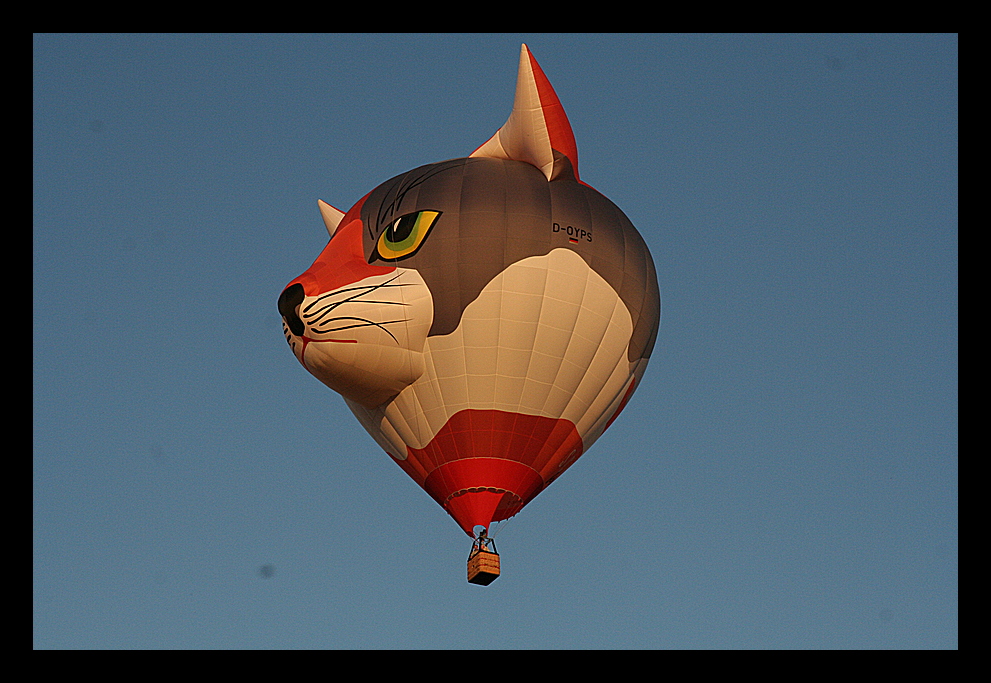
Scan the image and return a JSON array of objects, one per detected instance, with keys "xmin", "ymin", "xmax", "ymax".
[
  {"xmin": 305, "ymin": 300, "xmax": 410, "ymax": 327},
  {"xmin": 303, "ymin": 274, "xmax": 405, "ymax": 314},
  {"xmin": 313, "ymin": 316, "xmax": 407, "ymax": 344}
]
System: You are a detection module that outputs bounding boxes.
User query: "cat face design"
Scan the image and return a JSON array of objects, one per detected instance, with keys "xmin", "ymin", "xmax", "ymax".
[
  {"xmin": 278, "ymin": 45, "xmax": 660, "ymax": 536},
  {"xmin": 279, "ymin": 154, "xmax": 658, "ymax": 408},
  {"xmin": 277, "ymin": 212, "xmax": 434, "ymax": 408}
]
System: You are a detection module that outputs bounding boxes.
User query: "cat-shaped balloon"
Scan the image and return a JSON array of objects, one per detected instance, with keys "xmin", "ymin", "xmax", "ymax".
[{"xmin": 279, "ymin": 45, "xmax": 660, "ymax": 537}]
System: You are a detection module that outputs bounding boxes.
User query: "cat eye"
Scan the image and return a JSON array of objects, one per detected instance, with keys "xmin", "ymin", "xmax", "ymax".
[{"xmin": 375, "ymin": 210, "xmax": 442, "ymax": 261}]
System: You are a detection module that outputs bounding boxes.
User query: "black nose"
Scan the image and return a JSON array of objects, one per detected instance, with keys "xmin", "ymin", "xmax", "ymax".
[{"xmin": 278, "ymin": 283, "xmax": 306, "ymax": 336}]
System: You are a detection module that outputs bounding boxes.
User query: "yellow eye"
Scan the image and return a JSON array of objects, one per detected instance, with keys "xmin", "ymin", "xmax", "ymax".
[{"xmin": 376, "ymin": 210, "xmax": 441, "ymax": 261}]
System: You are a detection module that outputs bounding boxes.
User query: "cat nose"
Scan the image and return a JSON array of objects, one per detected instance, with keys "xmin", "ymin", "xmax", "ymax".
[{"xmin": 278, "ymin": 283, "xmax": 306, "ymax": 336}]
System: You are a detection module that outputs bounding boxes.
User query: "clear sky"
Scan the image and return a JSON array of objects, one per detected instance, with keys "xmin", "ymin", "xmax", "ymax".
[{"xmin": 33, "ymin": 33, "xmax": 957, "ymax": 649}]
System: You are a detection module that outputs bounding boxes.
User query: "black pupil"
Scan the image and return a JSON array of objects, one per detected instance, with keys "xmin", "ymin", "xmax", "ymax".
[{"xmin": 388, "ymin": 214, "xmax": 416, "ymax": 243}]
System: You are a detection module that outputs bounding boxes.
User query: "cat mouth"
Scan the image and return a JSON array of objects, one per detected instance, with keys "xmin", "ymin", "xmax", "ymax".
[
  {"xmin": 299, "ymin": 335, "xmax": 358, "ymax": 366},
  {"xmin": 304, "ymin": 336, "xmax": 357, "ymax": 344},
  {"xmin": 298, "ymin": 334, "xmax": 357, "ymax": 374}
]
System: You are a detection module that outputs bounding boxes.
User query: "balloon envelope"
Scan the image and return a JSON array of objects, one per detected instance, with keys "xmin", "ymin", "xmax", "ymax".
[{"xmin": 279, "ymin": 45, "xmax": 660, "ymax": 536}]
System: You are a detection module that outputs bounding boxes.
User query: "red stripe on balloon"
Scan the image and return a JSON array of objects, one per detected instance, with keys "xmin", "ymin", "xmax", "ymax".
[{"xmin": 394, "ymin": 409, "xmax": 584, "ymax": 535}]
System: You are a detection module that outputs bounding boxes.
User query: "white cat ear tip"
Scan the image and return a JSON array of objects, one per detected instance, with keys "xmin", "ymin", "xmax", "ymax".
[{"xmin": 318, "ymin": 199, "xmax": 346, "ymax": 238}]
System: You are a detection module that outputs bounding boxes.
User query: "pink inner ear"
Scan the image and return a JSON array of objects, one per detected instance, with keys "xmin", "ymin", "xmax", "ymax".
[{"xmin": 470, "ymin": 44, "xmax": 580, "ymax": 182}]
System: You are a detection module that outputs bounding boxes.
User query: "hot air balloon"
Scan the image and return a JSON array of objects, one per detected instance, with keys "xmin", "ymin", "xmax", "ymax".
[{"xmin": 278, "ymin": 44, "xmax": 660, "ymax": 583}]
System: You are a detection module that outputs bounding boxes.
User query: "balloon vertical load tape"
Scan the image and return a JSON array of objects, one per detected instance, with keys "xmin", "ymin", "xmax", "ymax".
[{"xmin": 467, "ymin": 548, "xmax": 501, "ymax": 585}]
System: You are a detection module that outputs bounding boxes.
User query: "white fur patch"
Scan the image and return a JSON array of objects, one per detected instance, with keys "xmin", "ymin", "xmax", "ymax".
[{"xmin": 347, "ymin": 249, "xmax": 637, "ymax": 459}]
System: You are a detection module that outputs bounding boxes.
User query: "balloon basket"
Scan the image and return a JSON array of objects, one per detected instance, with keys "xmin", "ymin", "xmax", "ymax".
[{"xmin": 467, "ymin": 547, "xmax": 500, "ymax": 586}]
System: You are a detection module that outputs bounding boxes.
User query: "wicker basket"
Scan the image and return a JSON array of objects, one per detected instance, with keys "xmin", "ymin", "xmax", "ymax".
[{"xmin": 467, "ymin": 550, "xmax": 501, "ymax": 585}]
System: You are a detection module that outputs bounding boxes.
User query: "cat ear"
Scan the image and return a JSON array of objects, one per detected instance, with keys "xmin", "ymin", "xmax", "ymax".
[
  {"xmin": 318, "ymin": 199, "xmax": 346, "ymax": 238},
  {"xmin": 470, "ymin": 44, "xmax": 580, "ymax": 182}
]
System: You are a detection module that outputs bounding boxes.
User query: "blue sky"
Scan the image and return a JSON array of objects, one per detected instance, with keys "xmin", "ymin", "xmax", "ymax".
[{"xmin": 33, "ymin": 33, "xmax": 957, "ymax": 649}]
